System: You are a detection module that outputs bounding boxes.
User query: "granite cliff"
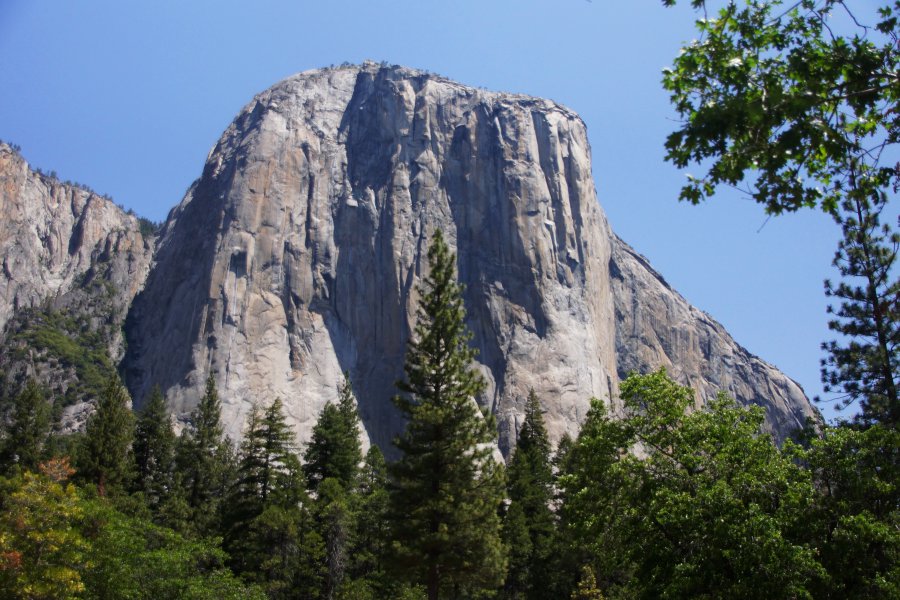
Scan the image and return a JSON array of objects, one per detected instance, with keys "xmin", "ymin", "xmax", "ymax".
[
  {"xmin": 0, "ymin": 144, "xmax": 154, "ymax": 425},
  {"xmin": 0, "ymin": 63, "xmax": 818, "ymax": 453},
  {"xmin": 121, "ymin": 63, "xmax": 816, "ymax": 452}
]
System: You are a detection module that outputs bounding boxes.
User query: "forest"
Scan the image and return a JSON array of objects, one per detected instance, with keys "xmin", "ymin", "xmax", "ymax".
[{"xmin": 1, "ymin": 1, "xmax": 899, "ymax": 598}]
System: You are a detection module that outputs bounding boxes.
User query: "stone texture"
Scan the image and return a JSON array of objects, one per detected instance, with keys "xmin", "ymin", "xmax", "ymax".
[
  {"xmin": 0, "ymin": 144, "xmax": 154, "ymax": 414},
  {"xmin": 123, "ymin": 63, "xmax": 818, "ymax": 453},
  {"xmin": 0, "ymin": 143, "xmax": 153, "ymax": 361},
  {"xmin": 609, "ymin": 235, "xmax": 816, "ymax": 437}
]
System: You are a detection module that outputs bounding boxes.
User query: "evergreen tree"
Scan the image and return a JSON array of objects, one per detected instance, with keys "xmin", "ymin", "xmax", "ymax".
[
  {"xmin": 78, "ymin": 376, "xmax": 135, "ymax": 496},
  {"xmin": 176, "ymin": 374, "xmax": 233, "ymax": 534},
  {"xmin": 225, "ymin": 398, "xmax": 305, "ymax": 583},
  {"xmin": 821, "ymin": 192, "xmax": 899, "ymax": 427},
  {"xmin": 317, "ymin": 477, "xmax": 352, "ymax": 600},
  {"xmin": 0, "ymin": 379, "xmax": 50, "ymax": 473},
  {"xmin": 389, "ymin": 229, "xmax": 506, "ymax": 600},
  {"xmin": 349, "ymin": 446, "xmax": 391, "ymax": 595},
  {"xmin": 502, "ymin": 389, "xmax": 555, "ymax": 600},
  {"xmin": 304, "ymin": 373, "xmax": 363, "ymax": 491},
  {"xmin": 133, "ymin": 384, "xmax": 175, "ymax": 513}
]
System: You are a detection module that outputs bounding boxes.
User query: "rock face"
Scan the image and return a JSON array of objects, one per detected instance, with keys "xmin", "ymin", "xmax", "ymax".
[
  {"xmin": 0, "ymin": 144, "xmax": 152, "ymax": 335},
  {"xmin": 0, "ymin": 143, "xmax": 154, "ymax": 411},
  {"xmin": 123, "ymin": 63, "xmax": 817, "ymax": 453},
  {"xmin": 609, "ymin": 236, "xmax": 815, "ymax": 436}
]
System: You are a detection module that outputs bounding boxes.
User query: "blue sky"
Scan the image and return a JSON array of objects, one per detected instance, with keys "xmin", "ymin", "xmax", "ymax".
[{"xmin": 1, "ymin": 0, "xmax": 869, "ymax": 421}]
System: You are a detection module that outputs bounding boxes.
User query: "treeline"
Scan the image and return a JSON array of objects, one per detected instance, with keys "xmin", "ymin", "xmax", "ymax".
[{"xmin": 0, "ymin": 233, "xmax": 897, "ymax": 599}]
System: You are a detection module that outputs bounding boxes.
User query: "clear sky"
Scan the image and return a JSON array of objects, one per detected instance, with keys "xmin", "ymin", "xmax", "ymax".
[{"xmin": 2, "ymin": 0, "xmax": 878, "ymax": 422}]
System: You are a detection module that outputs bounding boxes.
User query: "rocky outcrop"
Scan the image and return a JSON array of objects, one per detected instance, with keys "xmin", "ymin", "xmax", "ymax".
[
  {"xmin": 0, "ymin": 144, "xmax": 154, "ymax": 404},
  {"xmin": 123, "ymin": 63, "xmax": 818, "ymax": 453},
  {"xmin": 0, "ymin": 144, "xmax": 153, "ymax": 335},
  {"xmin": 610, "ymin": 236, "xmax": 815, "ymax": 437}
]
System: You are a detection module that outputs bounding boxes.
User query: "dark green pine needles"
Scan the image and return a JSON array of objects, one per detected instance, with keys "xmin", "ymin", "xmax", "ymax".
[{"xmin": 388, "ymin": 229, "xmax": 506, "ymax": 600}]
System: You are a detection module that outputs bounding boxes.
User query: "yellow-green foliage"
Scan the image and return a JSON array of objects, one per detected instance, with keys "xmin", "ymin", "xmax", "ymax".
[{"xmin": 0, "ymin": 462, "xmax": 89, "ymax": 599}]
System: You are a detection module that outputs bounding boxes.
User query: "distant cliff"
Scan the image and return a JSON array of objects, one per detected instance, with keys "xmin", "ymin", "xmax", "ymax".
[
  {"xmin": 0, "ymin": 64, "xmax": 819, "ymax": 454},
  {"xmin": 0, "ymin": 144, "xmax": 153, "ymax": 425},
  {"xmin": 120, "ymin": 63, "xmax": 817, "ymax": 452}
]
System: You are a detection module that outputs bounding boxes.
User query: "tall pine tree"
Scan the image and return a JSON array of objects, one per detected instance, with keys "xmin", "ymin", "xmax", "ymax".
[
  {"xmin": 303, "ymin": 373, "xmax": 363, "ymax": 491},
  {"xmin": 78, "ymin": 376, "xmax": 135, "ymax": 496},
  {"xmin": 349, "ymin": 446, "xmax": 391, "ymax": 596},
  {"xmin": 502, "ymin": 389, "xmax": 555, "ymax": 600},
  {"xmin": 821, "ymin": 191, "xmax": 899, "ymax": 427},
  {"xmin": 225, "ymin": 397, "xmax": 312, "ymax": 595},
  {"xmin": 133, "ymin": 385, "xmax": 175, "ymax": 513},
  {"xmin": 176, "ymin": 373, "xmax": 234, "ymax": 534},
  {"xmin": 389, "ymin": 229, "xmax": 506, "ymax": 600},
  {"xmin": 0, "ymin": 379, "xmax": 50, "ymax": 474}
]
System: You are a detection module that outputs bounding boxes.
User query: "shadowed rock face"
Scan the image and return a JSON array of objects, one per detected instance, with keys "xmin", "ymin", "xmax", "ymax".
[{"xmin": 121, "ymin": 63, "xmax": 817, "ymax": 453}]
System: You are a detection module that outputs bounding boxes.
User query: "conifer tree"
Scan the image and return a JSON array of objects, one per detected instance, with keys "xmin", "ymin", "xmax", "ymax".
[
  {"xmin": 225, "ymin": 398, "xmax": 310, "ymax": 593},
  {"xmin": 389, "ymin": 229, "xmax": 506, "ymax": 600},
  {"xmin": 821, "ymin": 193, "xmax": 899, "ymax": 427},
  {"xmin": 502, "ymin": 389, "xmax": 555, "ymax": 600},
  {"xmin": 0, "ymin": 379, "xmax": 50, "ymax": 474},
  {"xmin": 304, "ymin": 373, "xmax": 363, "ymax": 491},
  {"xmin": 133, "ymin": 385, "xmax": 175, "ymax": 512},
  {"xmin": 78, "ymin": 376, "xmax": 134, "ymax": 496},
  {"xmin": 350, "ymin": 446, "xmax": 391, "ymax": 595},
  {"xmin": 176, "ymin": 373, "xmax": 233, "ymax": 533},
  {"xmin": 317, "ymin": 477, "xmax": 351, "ymax": 600},
  {"xmin": 230, "ymin": 398, "xmax": 302, "ymax": 519}
]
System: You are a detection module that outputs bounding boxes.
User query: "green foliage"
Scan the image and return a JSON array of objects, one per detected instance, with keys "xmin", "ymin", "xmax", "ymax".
[
  {"xmin": 133, "ymin": 385, "xmax": 176, "ymax": 515},
  {"xmin": 0, "ymin": 462, "xmax": 89, "ymax": 599},
  {"xmin": 78, "ymin": 376, "xmax": 135, "ymax": 497},
  {"xmin": 317, "ymin": 477, "xmax": 352, "ymax": 599},
  {"xmin": 802, "ymin": 424, "xmax": 900, "ymax": 597},
  {"xmin": 561, "ymin": 370, "xmax": 823, "ymax": 598},
  {"xmin": 137, "ymin": 216, "xmax": 161, "ymax": 238},
  {"xmin": 661, "ymin": 0, "xmax": 900, "ymax": 428},
  {"xmin": 304, "ymin": 373, "xmax": 363, "ymax": 491},
  {"xmin": 347, "ymin": 446, "xmax": 391, "ymax": 597},
  {"xmin": 233, "ymin": 504, "xmax": 321, "ymax": 600},
  {"xmin": 502, "ymin": 389, "xmax": 555, "ymax": 600},
  {"xmin": 80, "ymin": 497, "xmax": 265, "ymax": 600},
  {"xmin": 389, "ymin": 229, "xmax": 506, "ymax": 599},
  {"xmin": 821, "ymin": 193, "xmax": 899, "ymax": 426},
  {"xmin": 10, "ymin": 305, "xmax": 116, "ymax": 405},
  {"xmin": 0, "ymin": 379, "xmax": 51, "ymax": 474},
  {"xmin": 225, "ymin": 397, "xmax": 306, "ymax": 587},
  {"xmin": 176, "ymin": 375, "xmax": 234, "ymax": 535},
  {"xmin": 571, "ymin": 566, "xmax": 605, "ymax": 600},
  {"xmin": 662, "ymin": 0, "xmax": 900, "ymax": 215}
]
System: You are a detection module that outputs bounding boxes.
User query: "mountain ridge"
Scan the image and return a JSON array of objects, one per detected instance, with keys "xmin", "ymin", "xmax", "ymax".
[{"xmin": 0, "ymin": 64, "xmax": 820, "ymax": 453}]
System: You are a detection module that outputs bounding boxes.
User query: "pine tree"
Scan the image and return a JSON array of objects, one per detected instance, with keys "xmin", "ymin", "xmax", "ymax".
[
  {"xmin": 78, "ymin": 376, "xmax": 134, "ymax": 496},
  {"xmin": 389, "ymin": 229, "xmax": 506, "ymax": 600},
  {"xmin": 303, "ymin": 372, "xmax": 363, "ymax": 491},
  {"xmin": 821, "ymin": 192, "xmax": 899, "ymax": 427},
  {"xmin": 502, "ymin": 389, "xmax": 555, "ymax": 600},
  {"xmin": 229, "ymin": 398, "xmax": 302, "ymax": 519},
  {"xmin": 317, "ymin": 477, "xmax": 351, "ymax": 600},
  {"xmin": 133, "ymin": 385, "xmax": 175, "ymax": 513},
  {"xmin": 0, "ymin": 379, "xmax": 50, "ymax": 474},
  {"xmin": 349, "ymin": 446, "xmax": 391, "ymax": 595},
  {"xmin": 226, "ymin": 397, "xmax": 305, "ymax": 581},
  {"xmin": 176, "ymin": 373, "xmax": 233, "ymax": 533}
]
